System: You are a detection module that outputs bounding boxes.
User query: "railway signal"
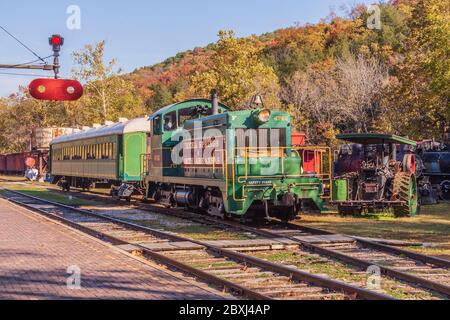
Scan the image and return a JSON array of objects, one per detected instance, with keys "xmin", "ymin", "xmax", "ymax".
[
  {"xmin": 48, "ymin": 34, "xmax": 64, "ymax": 79},
  {"xmin": 29, "ymin": 78, "xmax": 83, "ymax": 101},
  {"xmin": 0, "ymin": 33, "xmax": 83, "ymax": 101}
]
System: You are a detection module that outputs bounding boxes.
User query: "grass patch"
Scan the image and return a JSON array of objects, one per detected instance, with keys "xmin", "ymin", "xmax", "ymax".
[{"xmin": 0, "ymin": 183, "xmax": 95, "ymax": 206}]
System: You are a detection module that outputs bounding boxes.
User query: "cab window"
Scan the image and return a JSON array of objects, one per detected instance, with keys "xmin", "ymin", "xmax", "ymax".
[
  {"xmin": 179, "ymin": 108, "xmax": 194, "ymax": 127},
  {"xmin": 163, "ymin": 112, "xmax": 177, "ymax": 132},
  {"xmin": 153, "ymin": 116, "xmax": 162, "ymax": 135}
]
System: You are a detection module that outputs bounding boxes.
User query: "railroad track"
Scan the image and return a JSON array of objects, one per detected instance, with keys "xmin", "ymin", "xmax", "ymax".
[
  {"xmin": 0, "ymin": 188, "xmax": 395, "ymax": 300},
  {"xmin": 64, "ymin": 187, "xmax": 450, "ymax": 298},
  {"xmin": 2, "ymin": 181, "xmax": 450, "ymax": 299}
]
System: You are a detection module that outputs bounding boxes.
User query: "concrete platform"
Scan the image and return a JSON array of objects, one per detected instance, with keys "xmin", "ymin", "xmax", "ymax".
[{"xmin": 0, "ymin": 198, "xmax": 225, "ymax": 300}]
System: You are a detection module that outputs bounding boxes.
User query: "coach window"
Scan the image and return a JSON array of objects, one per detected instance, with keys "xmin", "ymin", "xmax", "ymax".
[
  {"xmin": 111, "ymin": 143, "xmax": 114, "ymax": 159},
  {"xmin": 101, "ymin": 144, "xmax": 106, "ymax": 159},
  {"xmin": 107, "ymin": 143, "xmax": 112, "ymax": 159}
]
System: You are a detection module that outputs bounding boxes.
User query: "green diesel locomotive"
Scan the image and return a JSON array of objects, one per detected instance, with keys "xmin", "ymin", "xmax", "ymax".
[{"xmin": 143, "ymin": 94, "xmax": 326, "ymax": 221}]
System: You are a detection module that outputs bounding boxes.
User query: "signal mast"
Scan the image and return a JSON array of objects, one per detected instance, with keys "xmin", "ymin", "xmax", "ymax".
[{"xmin": 0, "ymin": 34, "xmax": 83, "ymax": 101}]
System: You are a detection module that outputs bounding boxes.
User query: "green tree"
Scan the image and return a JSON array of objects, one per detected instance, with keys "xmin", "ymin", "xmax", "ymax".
[
  {"xmin": 72, "ymin": 41, "xmax": 145, "ymax": 123},
  {"xmin": 383, "ymin": 0, "xmax": 449, "ymax": 139},
  {"xmin": 180, "ymin": 30, "xmax": 281, "ymax": 109}
]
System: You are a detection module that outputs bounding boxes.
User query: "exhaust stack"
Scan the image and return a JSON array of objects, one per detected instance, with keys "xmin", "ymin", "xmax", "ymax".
[{"xmin": 211, "ymin": 89, "xmax": 219, "ymax": 115}]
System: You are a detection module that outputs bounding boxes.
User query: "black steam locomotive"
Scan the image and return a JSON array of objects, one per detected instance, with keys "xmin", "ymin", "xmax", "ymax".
[{"xmin": 416, "ymin": 132, "xmax": 450, "ymax": 201}]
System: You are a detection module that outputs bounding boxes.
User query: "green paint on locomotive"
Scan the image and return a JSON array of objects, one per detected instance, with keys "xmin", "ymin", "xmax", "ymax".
[
  {"xmin": 145, "ymin": 104, "xmax": 326, "ymax": 218},
  {"xmin": 222, "ymin": 109, "xmax": 325, "ymax": 216}
]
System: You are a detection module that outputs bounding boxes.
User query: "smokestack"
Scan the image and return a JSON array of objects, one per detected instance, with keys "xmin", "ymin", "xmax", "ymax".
[{"xmin": 211, "ymin": 89, "xmax": 219, "ymax": 115}]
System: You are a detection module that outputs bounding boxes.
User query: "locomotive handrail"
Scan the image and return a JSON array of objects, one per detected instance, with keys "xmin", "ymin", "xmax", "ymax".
[
  {"xmin": 140, "ymin": 144, "xmax": 331, "ymax": 203},
  {"xmin": 232, "ymin": 146, "xmax": 332, "ymax": 201}
]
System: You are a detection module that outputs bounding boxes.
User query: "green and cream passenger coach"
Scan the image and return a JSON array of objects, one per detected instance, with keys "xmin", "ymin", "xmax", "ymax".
[{"xmin": 50, "ymin": 117, "xmax": 150, "ymax": 191}]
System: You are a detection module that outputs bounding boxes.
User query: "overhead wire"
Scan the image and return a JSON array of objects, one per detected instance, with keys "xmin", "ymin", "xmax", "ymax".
[
  {"xmin": 0, "ymin": 72, "xmax": 53, "ymax": 78},
  {"xmin": 1, "ymin": 55, "xmax": 53, "ymax": 69},
  {"xmin": 0, "ymin": 25, "xmax": 47, "ymax": 63}
]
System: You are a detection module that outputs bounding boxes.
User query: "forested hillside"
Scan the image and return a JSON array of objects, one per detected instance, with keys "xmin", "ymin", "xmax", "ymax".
[{"xmin": 0, "ymin": 0, "xmax": 448, "ymax": 152}]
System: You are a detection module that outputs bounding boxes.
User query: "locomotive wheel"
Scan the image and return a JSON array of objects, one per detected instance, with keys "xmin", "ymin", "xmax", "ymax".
[{"xmin": 393, "ymin": 173, "xmax": 419, "ymax": 217}]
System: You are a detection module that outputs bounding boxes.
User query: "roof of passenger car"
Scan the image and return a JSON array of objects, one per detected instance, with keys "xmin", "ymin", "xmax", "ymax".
[{"xmin": 50, "ymin": 117, "xmax": 150, "ymax": 145}]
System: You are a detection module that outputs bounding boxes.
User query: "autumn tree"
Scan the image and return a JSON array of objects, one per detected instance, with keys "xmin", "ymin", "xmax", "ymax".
[
  {"xmin": 283, "ymin": 55, "xmax": 388, "ymax": 144},
  {"xmin": 72, "ymin": 41, "xmax": 145, "ymax": 124},
  {"xmin": 383, "ymin": 0, "xmax": 450, "ymax": 139},
  {"xmin": 0, "ymin": 88, "xmax": 72, "ymax": 153},
  {"xmin": 179, "ymin": 30, "xmax": 281, "ymax": 109}
]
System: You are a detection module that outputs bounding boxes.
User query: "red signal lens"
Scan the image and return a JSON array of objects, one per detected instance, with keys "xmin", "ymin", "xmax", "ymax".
[{"xmin": 51, "ymin": 36, "xmax": 61, "ymax": 45}]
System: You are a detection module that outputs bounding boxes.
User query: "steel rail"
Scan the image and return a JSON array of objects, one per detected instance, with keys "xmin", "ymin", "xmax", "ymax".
[
  {"xmin": 1, "ymin": 189, "xmax": 395, "ymax": 301},
  {"xmin": 237, "ymin": 223, "xmax": 450, "ymax": 297},
  {"xmin": 0, "ymin": 190, "xmax": 269, "ymax": 300},
  {"xmin": 351, "ymin": 236, "xmax": 450, "ymax": 269},
  {"xmin": 13, "ymin": 183, "xmax": 450, "ymax": 296},
  {"xmin": 126, "ymin": 199, "xmax": 450, "ymax": 297}
]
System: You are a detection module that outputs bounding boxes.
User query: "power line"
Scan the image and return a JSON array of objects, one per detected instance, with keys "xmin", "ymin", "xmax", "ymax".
[
  {"xmin": 0, "ymin": 71, "xmax": 53, "ymax": 78},
  {"xmin": 1, "ymin": 55, "xmax": 53, "ymax": 69},
  {"xmin": 0, "ymin": 25, "xmax": 47, "ymax": 63}
]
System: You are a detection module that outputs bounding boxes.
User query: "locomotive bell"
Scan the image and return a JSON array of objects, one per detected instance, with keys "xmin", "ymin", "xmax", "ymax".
[
  {"xmin": 250, "ymin": 94, "xmax": 264, "ymax": 108},
  {"xmin": 254, "ymin": 95, "xmax": 263, "ymax": 106}
]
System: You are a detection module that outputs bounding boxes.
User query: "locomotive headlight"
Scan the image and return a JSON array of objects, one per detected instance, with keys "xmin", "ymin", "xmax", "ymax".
[{"xmin": 257, "ymin": 109, "xmax": 271, "ymax": 123}]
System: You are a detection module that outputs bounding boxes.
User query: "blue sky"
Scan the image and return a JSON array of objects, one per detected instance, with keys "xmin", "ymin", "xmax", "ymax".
[{"xmin": 0, "ymin": 0, "xmax": 377, "ymax": 97}]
